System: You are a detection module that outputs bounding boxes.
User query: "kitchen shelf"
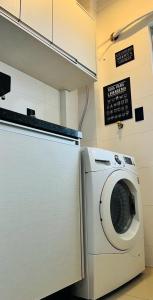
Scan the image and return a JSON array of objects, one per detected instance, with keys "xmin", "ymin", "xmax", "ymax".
[{"xmin": 0, "ymin": 13, "xmax": 96, "ymax": 91}]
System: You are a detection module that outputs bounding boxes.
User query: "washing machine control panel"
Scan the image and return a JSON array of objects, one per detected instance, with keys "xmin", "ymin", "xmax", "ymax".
[{"xmin": 114, "ymin": 154, "xmax": 134, "ymax": 166}]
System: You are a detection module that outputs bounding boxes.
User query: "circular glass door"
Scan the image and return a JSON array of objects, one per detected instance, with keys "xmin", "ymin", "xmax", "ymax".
[
  {"xmin": 100, "ymin": 170, "xmax": 141, "ymax": 251},
  {"xmin": 110, "ymin": 180, "xmax": 136, "ymax": 234}
]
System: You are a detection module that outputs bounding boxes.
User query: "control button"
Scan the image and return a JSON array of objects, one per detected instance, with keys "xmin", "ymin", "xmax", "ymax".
[{"xmin": 114, "ymin": 155, "xmax": 122, "ymax": 165}]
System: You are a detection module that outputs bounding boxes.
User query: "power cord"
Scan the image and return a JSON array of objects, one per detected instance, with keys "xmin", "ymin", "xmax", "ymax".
[{"xmin": 78, "ymin": 86, "xmax": 89, "ymax": 131}]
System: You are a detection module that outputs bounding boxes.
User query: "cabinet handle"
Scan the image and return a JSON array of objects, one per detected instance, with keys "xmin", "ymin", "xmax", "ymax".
[{"xmin": 95, "ymin": 159, "xmax": 111, "ymax": 165}]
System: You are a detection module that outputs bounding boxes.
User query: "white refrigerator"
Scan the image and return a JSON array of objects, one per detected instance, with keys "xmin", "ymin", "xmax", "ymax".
[{"xmin": 0, "ymin": 121, "xmax": 83, "ymax": 300}]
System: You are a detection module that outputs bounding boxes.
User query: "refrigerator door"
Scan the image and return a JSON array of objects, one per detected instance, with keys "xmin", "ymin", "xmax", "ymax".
[{"xmin": 0, "ymin": 123, "xmax": 82, "ymax": 300}]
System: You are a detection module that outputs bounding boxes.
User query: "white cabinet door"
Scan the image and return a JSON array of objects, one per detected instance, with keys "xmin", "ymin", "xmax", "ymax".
[
  {"xmin": 21, "ymin": 0, "xmax": 52, "ymax": 40},
  {"xmin": 53, "ymin": 0, "xmax": 96, "ymax": 73},
  {"xmin": 0, "ymin": 0, "xmax": 20, "ymax": 18}
]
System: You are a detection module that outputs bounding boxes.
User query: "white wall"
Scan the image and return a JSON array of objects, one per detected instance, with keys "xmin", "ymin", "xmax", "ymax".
[
  {"xmin": 0, "ymin": 61, "xmax": 60, "ymax": 124},
  {"xmin": 95, "ymin": 0, "xmax": 153, "ymax": 266},
  {"xmin": 0, "ymin": 61, "xmax": 79, "ymax": 130},
  {"xmin": 78, "ymin": 83, "xmax": 98, "ymax": 146},
  {"xmin": 60, "ymin": 90, "xmax": 79, "ymax": 130}
]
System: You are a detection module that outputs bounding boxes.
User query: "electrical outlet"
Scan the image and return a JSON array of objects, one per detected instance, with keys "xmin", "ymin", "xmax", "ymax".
[{"xmin": 135, "ymin": 107, "xmax": 144, "ymax": 122}]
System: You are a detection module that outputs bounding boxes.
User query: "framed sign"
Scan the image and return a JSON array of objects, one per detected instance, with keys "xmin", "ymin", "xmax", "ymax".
[
  {"xmin": 103, "ymin": 77, "xmax": 133, "ymax": 125},
  {"xmin": 115, "ymin": 45, "xmax": 134, "ymax": 67}
]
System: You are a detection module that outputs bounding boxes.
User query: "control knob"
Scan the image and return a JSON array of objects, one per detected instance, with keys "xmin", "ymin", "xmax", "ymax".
[{"xmin": 114, "ymin": 155, "xmax": 121, "ymax": 165}]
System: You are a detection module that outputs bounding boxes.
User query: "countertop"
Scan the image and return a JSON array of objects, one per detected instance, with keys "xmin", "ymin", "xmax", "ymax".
[{"xmin": 0, "ymin": 108, "xmax": 82, "ymax": 140}]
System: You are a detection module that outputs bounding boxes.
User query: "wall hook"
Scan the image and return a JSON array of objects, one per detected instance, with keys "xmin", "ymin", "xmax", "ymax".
[{"xmin": 117, "ymin": 121, "xmax": 123, "ymax": 129}]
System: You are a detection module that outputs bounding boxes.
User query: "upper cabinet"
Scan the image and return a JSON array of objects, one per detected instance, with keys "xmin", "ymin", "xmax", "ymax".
[
  {"xmin": 0, "ymin": 0, "xmax": 97, "ymax": 90},
  {"xmin": 53, "ymin": 0, "xmax": 96, "ymax": 74},
  {"xmin": 20, "ymin": 0, "xmax": 52, "ymax": 40},
  {"xmin": 0, "ymin": 0, "xmax": 20, "ymax": 18}
]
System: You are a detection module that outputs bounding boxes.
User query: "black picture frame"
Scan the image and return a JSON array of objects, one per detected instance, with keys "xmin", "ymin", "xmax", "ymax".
[
  {"xmin": 115, "ymin": 45, "xmax": 135, "ymax": 67},
  {"xmin": 103, "ymin": 77, "xmax": 133, "ymax": 125}
]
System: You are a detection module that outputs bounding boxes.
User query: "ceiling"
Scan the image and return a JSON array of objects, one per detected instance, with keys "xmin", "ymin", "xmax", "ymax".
[
  {"xmin": 96, "ymin": 0, "xmax": 117, "ymax": 12},
  {"xmin": 77, "ymin": 0, "xmax": 115, "ymax": 15}
]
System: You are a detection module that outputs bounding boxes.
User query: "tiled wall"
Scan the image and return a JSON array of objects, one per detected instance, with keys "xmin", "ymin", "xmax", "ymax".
[{"xmin": 94, "ymin": 0, "xmax": 153, "ymax": 266}]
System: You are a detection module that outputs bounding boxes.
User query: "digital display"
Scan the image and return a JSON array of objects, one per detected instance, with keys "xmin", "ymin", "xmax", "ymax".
[{"xmin": 124, "ymin": 156, "xmax": 133, "ymax": 165}]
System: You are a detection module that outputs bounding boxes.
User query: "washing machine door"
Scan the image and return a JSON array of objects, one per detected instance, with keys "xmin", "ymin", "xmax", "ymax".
[{"xmin": 99, "ymin": 170, "xmax": 141, "ymax": 251}]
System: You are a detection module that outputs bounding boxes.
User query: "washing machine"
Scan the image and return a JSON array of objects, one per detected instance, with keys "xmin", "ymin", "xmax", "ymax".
[{"xmin": 73, "ymin": 147, "xmax": 145, "ymax": 300}]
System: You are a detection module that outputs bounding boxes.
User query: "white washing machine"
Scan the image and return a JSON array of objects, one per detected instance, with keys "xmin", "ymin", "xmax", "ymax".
[{"xmin": 73, "ymin": 147, "xmax": 145, "ymax": 300}]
